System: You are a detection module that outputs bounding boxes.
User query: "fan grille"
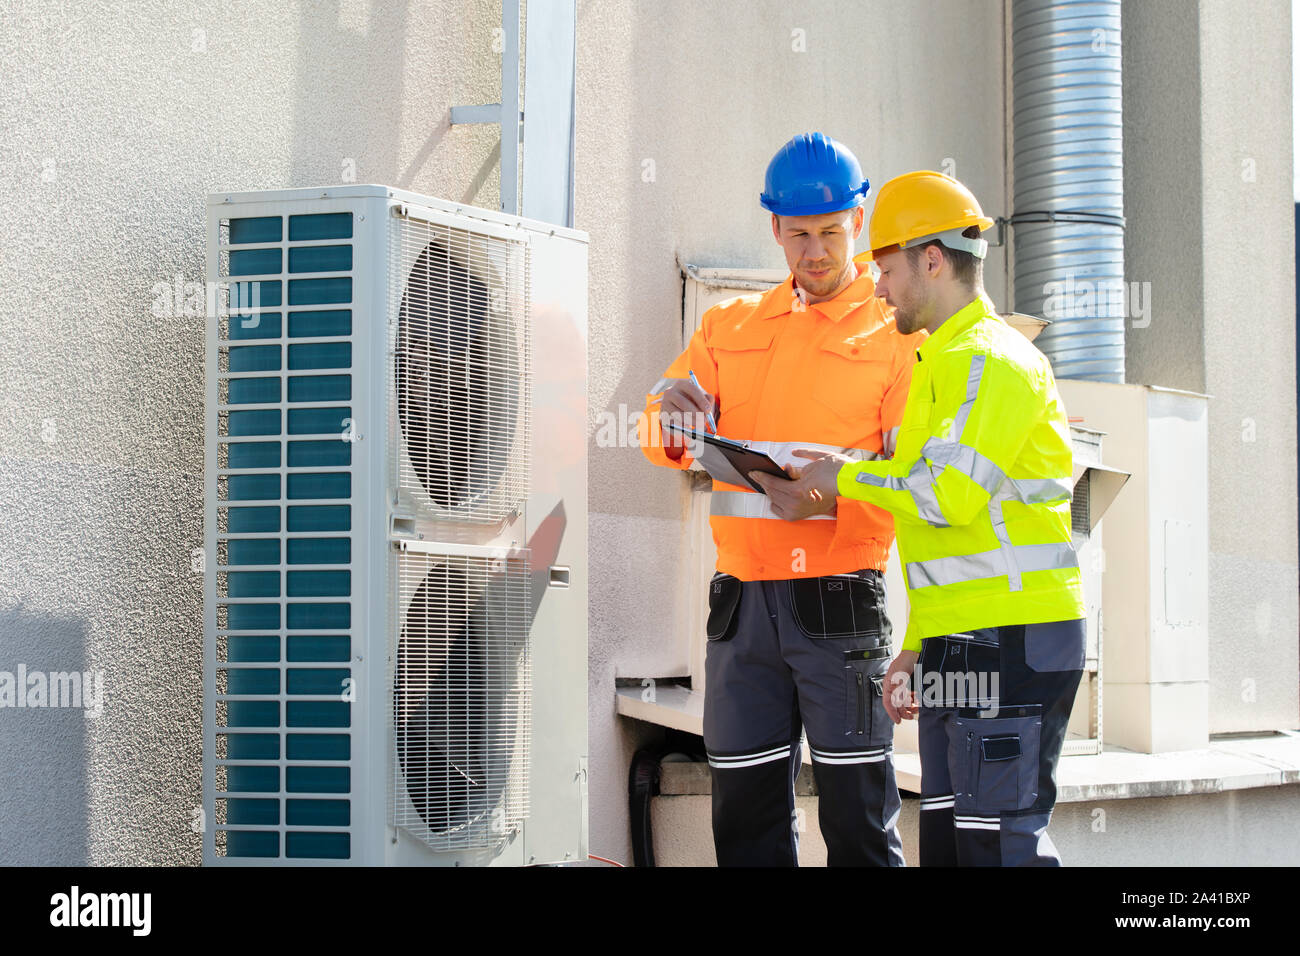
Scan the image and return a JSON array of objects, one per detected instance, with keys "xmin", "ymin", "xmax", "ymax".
[
  {"xmin": 389, "ymin": 214, "xmax": 530, "ymax": 523},
  {"xmin": 390, "ymin": 550, "xmax": 532, "ymax": 850}
]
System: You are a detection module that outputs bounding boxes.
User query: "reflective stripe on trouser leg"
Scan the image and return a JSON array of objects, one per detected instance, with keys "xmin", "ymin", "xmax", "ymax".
[
  {"xmin": 708, "ymin": 737, "xmax": 803, "ymax": 867},
  {"xmin": 918, "ymin": 705, "xmax": 958, "ymax": 867},
  {"xmin": 773, "ymin": 571, "xmax": 905, "ymax": 867},
  {"xmin": 704, "ymin": 578, "xmax": 802, "ymax": 866},
  {"xmin": 806, "ymin": 751, "xmax": 905, "ymax": 866}
]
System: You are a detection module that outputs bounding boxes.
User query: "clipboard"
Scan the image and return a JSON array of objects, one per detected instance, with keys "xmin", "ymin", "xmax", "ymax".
[{"xmin": 663, "ymin": 422, "xmax": 792, "ymax": 494}]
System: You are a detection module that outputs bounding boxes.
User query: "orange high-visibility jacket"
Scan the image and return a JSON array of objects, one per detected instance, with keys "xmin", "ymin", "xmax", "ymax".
[{"xmin": 639, "ymin": 265, "xmax": 920, "ymax": 580}]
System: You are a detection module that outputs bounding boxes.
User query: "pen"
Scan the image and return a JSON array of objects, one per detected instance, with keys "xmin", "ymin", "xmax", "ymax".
[{"xmin": 688, "ymin": 369, "xmax": 718, "ymax": 434}]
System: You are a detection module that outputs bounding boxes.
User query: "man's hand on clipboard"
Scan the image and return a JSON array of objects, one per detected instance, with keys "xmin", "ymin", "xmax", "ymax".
[
  {"xmin": 748, "ymin": 448, "xmax": 854, "ymax": 521},
  {"xmin": 657, "ymin": 378, "xmax": 719, "ymax": 449}
]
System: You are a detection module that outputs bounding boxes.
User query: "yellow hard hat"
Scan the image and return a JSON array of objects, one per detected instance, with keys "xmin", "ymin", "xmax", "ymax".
[{"xmin": 856, "ymin": 170, "xmax": 995, "ymax": 262}]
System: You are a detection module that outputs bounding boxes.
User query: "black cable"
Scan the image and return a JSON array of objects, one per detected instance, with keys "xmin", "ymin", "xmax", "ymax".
[
  {"xmin": 628, "ymin": 748, "xmax": 663, "ymax": 868},
  {"xmin": 998, "ymin": 210, "xmax": 1127, "ymax": 229}
]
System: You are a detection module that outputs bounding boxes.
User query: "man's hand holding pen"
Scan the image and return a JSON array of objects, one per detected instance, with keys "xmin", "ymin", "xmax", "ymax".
[{"xmin": 657, "ymin": 375, "xmax": 719, "ymax": 448}]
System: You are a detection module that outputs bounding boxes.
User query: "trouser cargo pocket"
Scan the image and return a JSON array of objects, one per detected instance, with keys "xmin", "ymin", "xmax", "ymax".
[
  {"xmin": 1024, "ymin": 619, "xmax": 1086, "ymax": 672},
  {"xmin": 789, "ymin": 570, "xmax": 884, "ymax": 640},
  {"xmin": 706, "ymin": 573, "xmax": 743, "ymax": 642},
  {"xmin": 844, "ymin": 646, "xmax": 892, "ymax": 744},
  {"xmin": 918, "ymin": 631, "xmax": 1000, "ymax": 709},
  {"xmin": 952, "ymin": 704, "xmax": 1042, "ymax": 812}
]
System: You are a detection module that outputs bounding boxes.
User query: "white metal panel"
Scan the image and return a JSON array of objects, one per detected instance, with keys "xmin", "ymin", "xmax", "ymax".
[
  {"xmin": 516, "ymin": 224, "xmax": 589, "ymax": 865},
  {"xmin": 522, "ymin": 0, "xmax": 577, "ymax": 227},
  {"xmin": 205, "ymin": 187, "xmax": 588, "ymax": 867},
  {"xmin": 1146, "ymin": 387, "xmax": 1210, "ymax": 682},
  {"xmin": 210, "ymin": 186, "xmax": 589, "ymax": 243}
]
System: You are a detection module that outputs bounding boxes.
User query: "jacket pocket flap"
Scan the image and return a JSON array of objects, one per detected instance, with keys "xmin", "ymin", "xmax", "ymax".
[{"xmin": 711, "ymin": 320, "xmax": 778, "ymax": 353}]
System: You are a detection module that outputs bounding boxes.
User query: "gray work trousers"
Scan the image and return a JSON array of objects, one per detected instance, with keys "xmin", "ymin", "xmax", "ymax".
[
  {"xmin": 915, "ymin": 619, "xmax": 1085, "ymax": 866},
  {"xmin": 702, "ymin": 569, "xmax": 906, "ymax": 867}
]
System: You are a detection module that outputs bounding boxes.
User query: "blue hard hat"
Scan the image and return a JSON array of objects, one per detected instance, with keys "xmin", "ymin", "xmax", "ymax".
[{"xmin": 759, "ymin": 132, "xmax": 870, "ymax": 216}]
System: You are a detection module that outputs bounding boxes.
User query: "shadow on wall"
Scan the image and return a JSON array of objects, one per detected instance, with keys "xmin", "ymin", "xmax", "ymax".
[
  {"xmin": 0, "ymin": 603, "xmax": 90, "ymax": 865},
  {"xmin": 287, "ymin": 1, "xmax": 501, "ymax": 221},
  {"xmin": 289, "ymin": 0, "xmax": 411, "ymax": 188}
]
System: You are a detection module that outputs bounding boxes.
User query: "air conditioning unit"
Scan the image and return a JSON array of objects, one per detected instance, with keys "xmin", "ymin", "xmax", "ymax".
[{"xmin": 203, "ymin": 185, "xmax": 588, "ymax": 865}]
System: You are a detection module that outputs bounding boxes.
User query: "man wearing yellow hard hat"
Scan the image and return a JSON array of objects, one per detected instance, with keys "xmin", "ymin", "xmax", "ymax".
[{"xmin": 764, "ymin": 170, "xmax": 1086, "ymax": 866}]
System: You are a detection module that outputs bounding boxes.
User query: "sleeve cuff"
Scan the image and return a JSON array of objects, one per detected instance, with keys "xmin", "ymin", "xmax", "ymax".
[
  {"xmin": 901, "ymin": 616, "xmax": 923, "ymax": 653},
  {"xmin": 639, "ymin": 398, "xmax": 695, "ymax": 470}
]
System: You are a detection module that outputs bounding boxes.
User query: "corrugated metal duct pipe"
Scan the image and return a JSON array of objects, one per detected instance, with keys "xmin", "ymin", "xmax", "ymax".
[{"xmin": 1011, "ymin": 0, "xmax": 1126, "ymax": 382}]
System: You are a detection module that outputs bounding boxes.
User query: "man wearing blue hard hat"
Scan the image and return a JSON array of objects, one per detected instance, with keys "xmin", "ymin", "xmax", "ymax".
[{"xmin": 639, "ymin": 133, "xmax": 920, "ymax": 866}]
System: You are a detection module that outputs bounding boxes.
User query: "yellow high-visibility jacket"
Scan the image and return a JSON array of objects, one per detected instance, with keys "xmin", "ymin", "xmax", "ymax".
[{"xmin": 835, "ymin": 293, "xmax": 1085, "ymax": 651}]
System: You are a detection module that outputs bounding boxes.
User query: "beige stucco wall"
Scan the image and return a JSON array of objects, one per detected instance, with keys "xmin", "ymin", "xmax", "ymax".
[
  {"xmin": 0, "ymin": 0, "xmax": 504, "ymax": 865},
  {"xmin": 1197, "ymin": 0, "xmax": 1298, "ymax": 734},
  {"xmin": 1123, "ymin": 0, "xmax": 1298, "ymax": 735}
]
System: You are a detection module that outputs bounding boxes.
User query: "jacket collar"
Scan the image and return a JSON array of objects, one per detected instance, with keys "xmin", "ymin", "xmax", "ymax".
[
  {"xmin": 753, "ymin": 263, "xmax": 879, "ymax": 323},
  {"xmin": 917, "ymin": 292, "xmax": 997, "ymax": 361}
]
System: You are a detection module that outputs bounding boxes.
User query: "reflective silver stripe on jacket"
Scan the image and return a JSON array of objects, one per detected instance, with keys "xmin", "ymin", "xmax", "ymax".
[
  {"xmin": 983, "ymin": 479, "xmax": 1075, "ymax": 591},
  {"xmin": 710, "ymin": 490, "xmax": 836, "ymax": 521},
  {"xmin": 923, "ymin": 438, "xmax": 1004, "ymax": 498},
  {"xmin": 854, "ymin": 456, "xmax": 948, "ymax": 526},
  {"xmin": 950, "ymin": 354, "xmax": 985, "ymax": 443},
  {"xmin": 649, "ymin": 378, "xmax": 674, "ymax": 396},
  {"xmin": 1009, "ymin": 477, "xmax": 1073, "ymax": 503},
  {"xmin": 987, "ymin": 494, "xmax": 1021, "ymax": 590},
  {"xmin": 707, "ymin": 439, "xmax": 880, "ymax": 521},
  {"xmin": 856, "ymin": 426, "xmax": 1072, "ymax": 527},
  {"xmin": 882, "ymin": 426, "xmax": 900, "ymax": 459},
  {"xmin": 905, "ymin": 541, "xmax": 1078, "ymax": 590}
]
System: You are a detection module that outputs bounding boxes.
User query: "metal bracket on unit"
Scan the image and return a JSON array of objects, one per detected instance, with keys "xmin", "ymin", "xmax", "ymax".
[
  {"xmin": 493, "ymin": 507, "xmax": 521, "ymax": 536},
  {"xmin": 450, "ymin": 105, "xmax": 524, "ymax": 125}
]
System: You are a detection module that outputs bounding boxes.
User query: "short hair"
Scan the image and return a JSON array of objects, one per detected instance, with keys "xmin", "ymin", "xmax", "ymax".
[{"xmin": 904, "ymin": 225, "xmax": 983, "ymax": 288}]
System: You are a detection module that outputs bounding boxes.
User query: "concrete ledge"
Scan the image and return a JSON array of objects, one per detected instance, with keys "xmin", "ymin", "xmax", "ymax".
[
  {"xmin": 620, "ymin": 681, "xmax": 1300, "ymax": 804},
  {"xmin": 615, "ymin": 683, "xmax": 703, "ymax": 735},
  {"xmin": 1053, "ymin": 732, "xmax": 1300, "ymax": 801},
  {"xmin": 657, "ymin": 731, "xmax": 1300, "ymax": 804},
  {"xmin": 651, "ymin": 787, "xmax": 1300, "ymax": 866}
]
